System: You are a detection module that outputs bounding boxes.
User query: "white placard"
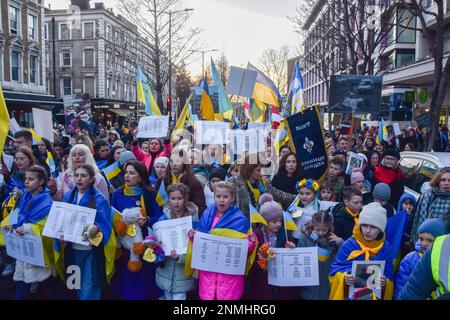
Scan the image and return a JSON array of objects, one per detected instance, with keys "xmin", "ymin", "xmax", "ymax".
[
  {"xmin": 137, "ymin": 116, "xmax": 169, "ymax": 138},
  {"xmin": 9, "ymin": 118, "xmax": 21, "ymax": 135},
  {"xmin": 2, "ymin": 153, "xmax": 14, "ymax": 172},
  {"xmin": 4, "ymin": 230, "xmax": 45, "ymax": 267},
  {"xmin": 43, "ymin": 202, "xmax": 96, "ymax": 246},
  {"xmin": 345, "ymin": 152, "xmax": 365, "ymax": 175},
  {"xmin": 230, "ymin": 128, "xmax": 267, "ymax": 155},
  {"xmin": 268, "ymin": 247, "xmax": 319, "ymax": 287},
  {"xmin": 195, "ymin": 121, "xmax": 230, "ymax": 145},
  {"xmin": 191, "ymin": 231, "xmax": 248, "ymax": 275},
  {"xmin": 393, "ymin": 123, "xmax": 401, "ymax": 136},
  {"xmin": 32, "ymin": 108, "xmax": 54, "ymax": 143},
  {"xmin": 247, "ymin": 122, "xmax": 270, "ymax": 130},
  {"xmin": 153, "ymin": 216, "xmax": 192, "ymax": 256}
]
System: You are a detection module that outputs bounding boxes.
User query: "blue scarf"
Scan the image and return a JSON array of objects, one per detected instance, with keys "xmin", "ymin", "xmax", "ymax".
[
  {"xmin": 198, "ymin": 203, "xmax": 249, "ymax": 234},
  {"xmin": 15, "ymin": 188, "xmax": 53, "ymax": 228}
]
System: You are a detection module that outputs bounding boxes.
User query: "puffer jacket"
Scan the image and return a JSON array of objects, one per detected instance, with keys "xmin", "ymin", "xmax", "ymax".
[
  {"xmin": 395, "ymin": 242, "xmax": 423, "ymax": 300},
  {"xmin": 155, "ymin": 202, "xmax": 199, "ymax": 294},
  {"xmin": 131, "ymin": 140, "xmax": 172, "ymax": 172}
]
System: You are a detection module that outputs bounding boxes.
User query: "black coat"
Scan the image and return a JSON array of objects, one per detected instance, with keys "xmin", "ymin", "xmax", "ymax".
[{"xmin": 332, "ymin": 202, "xmax": 356, "ymax": 241}]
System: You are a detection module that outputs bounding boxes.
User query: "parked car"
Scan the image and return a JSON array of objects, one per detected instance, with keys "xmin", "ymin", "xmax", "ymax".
[{"xmin": 399, "ymin": 152, "xmax": 450, "ymax": 199}]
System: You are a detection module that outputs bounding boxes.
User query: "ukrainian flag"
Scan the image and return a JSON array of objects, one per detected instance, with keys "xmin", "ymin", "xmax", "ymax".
[
  {"xmin": 274, "ymin": 120, "xmax": 289, "ymax": 156},
  {"xmin": 137, "ymin": 67, "xmax": 161, "ymax": 116},
  {"xmin": 200, "ymin": 78, "xmax": 215, "ymax": 121},
  {"xmin": 155, "ymin": 180, "xmax": 169, "ymax": 207},
  {"xmin": 29, "ymin": 128, "xmax": 42, "ymax": 145},
  {"xmin": 376, "ymin": 118, "xmax": 387, "ymax": 144},
  {"xmin": 103, "ymin": 161, "xmax": 121, "ymax": 181},
  {"xmin": 248, "ymin": 63, "xmax": 281, "ymax": 107},
  {"xmin": 0, "ymin": 86, "xmax": 10, "ymax": 156},
  {"xmin": 249, "ymin": 99, "xmax": 266, "ymax": 123},
  {"xmin": 283, "ymin": 211, "xmax": 299, "ymax": 232},
  {"xmin": 249, "ymin": 202, "xmax": 267, "ymax": 226},
  {"xmin": 175, "ymin": 93, "xmax": 194, "ymax": 130},
  {"xmin": 211, "ymin": 59, "xmax": 233, "ymax": 121},
  {"xmin": 0, "ymin": 208, "xmax": 19, "ymax": 228},
  {"xmin": 46, "ymin": 151, "xmax": 57, "ymax": 174}
]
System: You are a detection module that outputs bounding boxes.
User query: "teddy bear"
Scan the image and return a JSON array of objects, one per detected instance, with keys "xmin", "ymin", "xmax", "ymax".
[{"xmin": 113, "ymin": 207, "xmax": 146, "ymax": 272}]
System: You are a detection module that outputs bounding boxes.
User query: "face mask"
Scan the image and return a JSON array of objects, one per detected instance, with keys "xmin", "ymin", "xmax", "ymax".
[{"xmin": 310, "ymin": 231, "xmax": 319, "ymax": 241}]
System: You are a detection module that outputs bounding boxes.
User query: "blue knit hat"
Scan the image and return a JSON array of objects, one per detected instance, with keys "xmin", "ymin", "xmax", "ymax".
[{"xmin": 418, "ymin": 219, "xmax": 448, "ymax": 238}]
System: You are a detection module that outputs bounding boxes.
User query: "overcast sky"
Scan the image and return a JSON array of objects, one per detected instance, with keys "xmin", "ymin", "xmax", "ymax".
[{"xmin": 45, "ymin": 0, "xmax": 300, "ymax": 76}]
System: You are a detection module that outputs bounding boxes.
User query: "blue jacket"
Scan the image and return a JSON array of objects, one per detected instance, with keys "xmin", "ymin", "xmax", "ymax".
[
  {"xmin": 398, "ymin": 245, "xmax": 437, "ymax": 300},
  {"xmin": 395, "ymin": 242, "xmax": 423, "ymax": 299}
]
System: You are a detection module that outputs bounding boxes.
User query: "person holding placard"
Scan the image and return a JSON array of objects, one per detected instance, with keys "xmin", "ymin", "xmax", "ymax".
[
  {"xmin": 297, "ymin": 211, "xmax": 342, "ymax": 300},
  {"xmin": 111, "ymin": 161, "xmax": 163, "ymax": 300},
  {"xmin": 185, "ymin": 181, "xmax": 257, "ymax": 300},
  {"xmin": 154, "ymin": 183, "xmax": 199, "ymax": 300},
  {"xmin": 245, "ymin": 193, "xmax": 296, "ymax": 300},
  {"xmin": 131, "ymin": 129, "xmax": 172, "ymax": 173},
  {"xmin": 329, "ymin": 202, "xmax": 394, "ymax": 300},
  {"xmin": 7, "ymin": 166, "xmax": 55, "ymax": 299},
  {"xmin": 55, "ymin": 164, "xmax": 116, "ymax": 300}
]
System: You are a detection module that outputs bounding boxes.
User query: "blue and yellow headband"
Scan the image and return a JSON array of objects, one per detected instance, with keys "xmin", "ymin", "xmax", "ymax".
[{"xmin": 296, "ymin": 179, "xmax": 320, "ymax": 193}]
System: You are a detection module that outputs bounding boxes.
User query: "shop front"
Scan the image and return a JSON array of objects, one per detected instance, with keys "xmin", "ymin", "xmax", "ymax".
[{"xmin": 91, "ymin": 99, "xmax": 138, "ymax": 128}]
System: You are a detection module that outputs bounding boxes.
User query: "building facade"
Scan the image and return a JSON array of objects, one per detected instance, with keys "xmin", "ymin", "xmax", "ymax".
[
  {"xmin": 292, "ymin": 0, "xmax": 450, "ymax": 124},
  {"xmin": 1, "ymin": 0, "xmax": 61, "ymax": 127},
  {"xmin": 45, "ymin": 0, "xmax": 171, "ymax": 127}
]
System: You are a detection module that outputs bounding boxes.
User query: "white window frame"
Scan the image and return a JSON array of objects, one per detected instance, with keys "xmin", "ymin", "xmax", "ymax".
[
  {"xmin": 106, "ymin": 24, "xmax": 112, "ymax": 41},
  {"xmin": 83, "ymin": 77, "xmax": 96, "ymax": 98},
  {"xmin": 59, "ymin": 22, "xmax": 71, "ymax": 40},
  {"xmin": 106, "ymin": 78, "xmax": 112, "ymax": 98},
  {"xmin": 60, "ymin": 50, "xmax": 72, "ymax": 67},
  {"xmin": 61, "ymin": 78, "xmax": 72, "ymax": 96},
  {"xmin": 83, "ymin": 48, "xmax": 95, "ymax": 67},
  {"xmin": 9, "ymin": 5, "xmax": 20, "ymax": 36},
  {"xmin": 115, "ymin": 78, "xmax": 121, "ymax": 99},
  {"xmin": 106, "ymin": 50, "xmax": 112, "ymax": 67},
  {"xmin": 27, "ymin": 12, "xmax": 38, "ymax": 41},
  {"xmin": 82, "ymin": 21, "xmax": 95, "ymax": 39},
  {"xmin": 10, "ymin": 51, "xmax": 21, "ymax": 82},
  {"xmin": 29, "ymin": 55, "xmax": 38, "ymax": 84}
]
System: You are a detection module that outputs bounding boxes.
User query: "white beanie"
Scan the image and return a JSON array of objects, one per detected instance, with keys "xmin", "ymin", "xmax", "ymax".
[
  {"xmin": 359, "ymin": 202, "xmax": 387, "ymax": 233},
  {"xmin": 154, "ymin": 157, "xmax": 169, "ymax": 168}
]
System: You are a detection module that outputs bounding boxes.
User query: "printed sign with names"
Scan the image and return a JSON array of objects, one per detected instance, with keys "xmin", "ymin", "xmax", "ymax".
[
  {"xmin": 43, "ymin": 202, "xmax": 96, "ymax": 246},
  {"xmin": 195, "ymin": 121, "xmax": 230, "ymax": 145},
  {"xmin": 191, "ymin": 232, "xmax": 248, "ymax": 275},
  {"xmin": 137, "ymin": 116, "xmax": 169, "ymax": 138},
  {"xmin": 268, "ymin": 247, "xmax": 319, "ymax": 287},
  {"xmin": 4, "ymin": 230, "xmax": 45, "ymax": 267},
  {"xmin": 153, "ymin": 216, "xmax": 192, "ymax": 256},
  {"xmin": 230, "ymin": 128, "xmax": 267, "ymax": 155}
]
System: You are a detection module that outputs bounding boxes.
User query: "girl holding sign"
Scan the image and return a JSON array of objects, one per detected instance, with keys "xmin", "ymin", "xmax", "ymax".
[
  {"xmin": 185, "ymin": 181, "xmax": 257, "ymax": 300},
  {"xmin": 154, "ymin": 183, "xmax": 199, "ymax": 300},
  {"xmin": 56, "ymin": 164, "xmax": 116, "ymax": 300},
  {"xmin": 329, "ymin": 202, "xmax": 394, "ymax": 300},
  {"xmin": 111, "ymin": 161, "xmax": 163, "ymax": 300},
  {"xmin": 8, "ymin": 166, "xmax": 55, "ymax": 299}
]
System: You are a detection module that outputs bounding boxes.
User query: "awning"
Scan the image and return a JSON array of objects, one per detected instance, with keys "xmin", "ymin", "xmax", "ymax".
[
  {"xmin": 109, "ymin": 108, "xmax": 131, "ymax": 117},
  {"xmin": 3, "ymin": 91, "xmax": 63, "ymax": 106}
]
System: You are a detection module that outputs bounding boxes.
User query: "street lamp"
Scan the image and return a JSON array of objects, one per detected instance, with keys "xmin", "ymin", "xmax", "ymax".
[
  {"xmin": 147, "ymin": 7, "xmax": 194, "ymax": 124},
  {"xmin": 189, "ymin": 49, "xmax": 219, "ymax": 78}
]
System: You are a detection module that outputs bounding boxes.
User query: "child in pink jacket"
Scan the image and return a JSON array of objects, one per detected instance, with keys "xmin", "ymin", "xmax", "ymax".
[{"xmin": 188, "ymin": 181, "xmax": 256, "ymax": 300}]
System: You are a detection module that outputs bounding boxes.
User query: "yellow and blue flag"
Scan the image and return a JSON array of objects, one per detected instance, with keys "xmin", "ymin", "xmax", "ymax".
[
  {"xmin": 0, "ymin": 208, "xmax": 19, "ymax": 228},
  {"xmin": 248, "ymin": 62, "xmax": 281, "ymax": 107},
  {"xmin": 137, "ymin": 67, "xmax": 161, "ymax": 116},
  {"xmin": 29, "ymin": 128, "xmax": 42, "ymax": 145},
  {"xmin": 175, "ymin": 93, "xmax": 194, "ymax": 130},
  {"xmin": 46, "ymin": 151, "xmax": 57, "ymax": 174},
  {"xmin": 274, "ymin": 119, "xmax": 289, "ymax": 156},
  {"xmin": 283, "ymin": 211, "xmax": 299, "ymax": 232},
  {"xmin": 155, "ymin": 180, "xmax": 169, "ymax": 207},
  {"xmin": 200, "ymin": 78, "xmax": 215, "ymax": 121},
  {"xmin": 288, "ymin": 62, "xmax": 305, "ymax": 115},
  {"xmin": 376, "ymin": 118, "xmax": 387, "ymax": 144},
  {"xmin": 0, "ymin": 86, "xmax": 10, "ymax": 156},
  {"xmin": 249, "ymin": 202, "xmax": 267, "ymax": 226},
  {"xmin": 211, "ymin": 59, "xmax": 233, "ymax": 121},
  {"xmin": 103, "ymin": 161, "xmax": 121, "ymax": 181}
]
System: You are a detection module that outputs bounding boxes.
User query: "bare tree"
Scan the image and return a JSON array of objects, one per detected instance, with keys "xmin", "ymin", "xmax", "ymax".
[
  {"xmin": 215, "ymin": 53, "xmax": 230, "ymax": 86},
  {"xmin": 118, "ymin": 0, "xmax": 202, "ymax": 108},
  {"xmin": 399, "ymin": 0, "xmax": 450, "ymax": 151},
  {"xmin": 258, "ymin": 45, "xmax": 291, "ymax": 96}
]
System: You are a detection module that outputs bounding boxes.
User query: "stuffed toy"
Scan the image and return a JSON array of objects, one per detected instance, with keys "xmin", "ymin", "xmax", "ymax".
[{"xmin": 113, "ymin": 207, "xmax": 146, "ymax": 272}]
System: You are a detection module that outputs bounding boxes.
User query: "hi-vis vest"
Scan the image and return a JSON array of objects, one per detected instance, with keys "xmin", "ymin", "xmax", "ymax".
[{"xmin": 431, "ymin": 235, "xmax": 450, "ymax": 295}]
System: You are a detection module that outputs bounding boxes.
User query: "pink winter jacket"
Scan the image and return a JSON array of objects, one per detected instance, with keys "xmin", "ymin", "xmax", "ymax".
[
  {"xmin": 131, "ymin": 141, "xmax": 172, "ymax": 172},
  {"xmin": 198, "ymin": 233, "xmax": 256, "ymax": 300}
]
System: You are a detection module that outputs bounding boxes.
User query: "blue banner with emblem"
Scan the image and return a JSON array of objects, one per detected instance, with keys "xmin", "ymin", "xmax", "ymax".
[{"xmin": 285, "ymin": 106, "xmax": 328, "ymax": 181}]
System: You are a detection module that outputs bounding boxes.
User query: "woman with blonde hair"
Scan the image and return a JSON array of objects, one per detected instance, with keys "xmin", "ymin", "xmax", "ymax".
[{"xmin": 55, "ymin": 144, "xmax": 109, "ymax": 202}]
